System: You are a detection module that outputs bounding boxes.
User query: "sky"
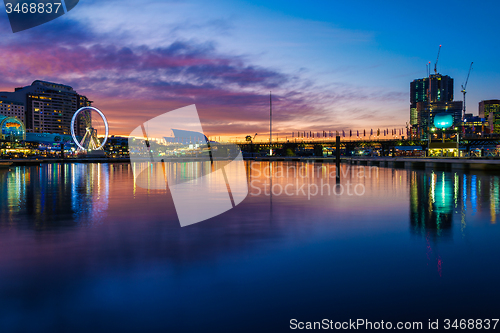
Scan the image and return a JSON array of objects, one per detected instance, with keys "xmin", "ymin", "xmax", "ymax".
[{"xmin": 0, "ymin": 0, "xmax": 499, "ymax": 140}]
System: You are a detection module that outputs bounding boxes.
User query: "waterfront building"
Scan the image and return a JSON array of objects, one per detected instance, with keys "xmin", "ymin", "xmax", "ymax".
[
  {"xmin": 462, "ymin": 114, "xmax": 486, "ymax": 136},
  {"xmin": 0, "ymin": 80, "xmax": 91, "ymax": 135},
  {"xmin": 25, "ymin": 132, "xmax": 74, "ymax": 144},
  {"xmin": 429, "ymin": 101, "xmax": 463, "ymax": 127},
  {"xmin": 105, "ymin": 136, "xmax": 129, "ymax": 157},
  {"xmin": 479, "ymin": 100, "xmax": 500, "ymax": 134},
  {"xmin": 0, "ymin": 115, "xmax": 25, "ymax": 142},
  {"xmin": 412, "ymin": 99, "xmax": 462, "ymax": 140},
  {"xmin": 410, "ymin": 74, "xmax": 461, "ymax": 140},
  {"xmin": 0, "ymin": 100, "xmax": 25, "ymax": 123}
]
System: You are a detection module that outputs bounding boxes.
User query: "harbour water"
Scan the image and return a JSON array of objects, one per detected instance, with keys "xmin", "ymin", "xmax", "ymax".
[{"xmin": 0, "ymin": 162, "xmax": 499, "ymax": 332}]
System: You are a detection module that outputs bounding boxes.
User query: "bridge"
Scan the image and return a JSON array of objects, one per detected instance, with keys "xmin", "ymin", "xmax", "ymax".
[{"xmin": 238, "ymin": 137, "xmax": 500, "ymax": 155}]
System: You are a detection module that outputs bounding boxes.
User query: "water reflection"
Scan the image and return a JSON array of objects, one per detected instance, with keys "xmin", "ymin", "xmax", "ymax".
[
  {"xmin": 410, "ymin": 171, "xmax": 453, "ymax": 238},
  {"xmin": 410, "ymin": 169, "xmax": 500, "ymax": 239},
  {"xmin": 1, "ymin": 162, "xmax": 499, "ymax": 235},
  {"xmin": 0, "ymin": 163, "xmax": 500, "ymax": 332},
  {"xmin": 0, "ymin": 164, "xmax": 110, "ymax": 229},
  {"xmin": 408, "ymin": 168, "xmax": 500, "ymax": 277}
]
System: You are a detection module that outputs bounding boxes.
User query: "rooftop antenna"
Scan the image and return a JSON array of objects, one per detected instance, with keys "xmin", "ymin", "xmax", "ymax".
[{"xmin": 434, "ymin": 45, "xmax": 442, "ymax": 74}]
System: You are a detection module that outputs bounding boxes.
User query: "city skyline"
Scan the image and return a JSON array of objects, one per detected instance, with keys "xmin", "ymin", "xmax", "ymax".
[
  {"xmin": 0, "ymin": 0, "xmax": 499, "ymax": 139},
  {"xmin": 1, "ymin": 3, "xmax": 500, "ymax": 330}
]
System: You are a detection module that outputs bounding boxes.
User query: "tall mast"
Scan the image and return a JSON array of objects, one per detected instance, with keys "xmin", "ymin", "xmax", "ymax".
[{"xmin": 269, "ymin": 91, "xmax": 272, "ymax": 155}]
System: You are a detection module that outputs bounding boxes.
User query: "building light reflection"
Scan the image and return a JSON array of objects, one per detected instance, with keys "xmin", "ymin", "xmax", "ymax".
[{"xmin": 0, "ymin": 164, "xmax": 109, "ymax": 228}]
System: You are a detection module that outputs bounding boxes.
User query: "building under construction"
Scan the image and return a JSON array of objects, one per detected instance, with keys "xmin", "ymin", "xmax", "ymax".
[
  {"xmin": 410, "ymin": 74, "xmax": 462, "ymax": 140},
  {"xmin": 410, "ymin": 46, "xmax": 464, "ymax": 140}
]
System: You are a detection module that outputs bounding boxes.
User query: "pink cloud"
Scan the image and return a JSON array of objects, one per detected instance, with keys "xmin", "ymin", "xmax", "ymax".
[{"xmin": 0, "ymin": 20, "xmax": 406, "ymax": 138}]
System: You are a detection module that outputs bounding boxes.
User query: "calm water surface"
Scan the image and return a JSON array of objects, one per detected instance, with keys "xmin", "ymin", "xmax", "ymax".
[{"xmin": 0, "ymin": 162, "xmax": 499, "ymax": 332}]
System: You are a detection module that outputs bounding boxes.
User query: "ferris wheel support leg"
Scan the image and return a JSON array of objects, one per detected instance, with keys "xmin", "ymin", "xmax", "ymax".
[{"xmin": 71, "ymin": 106, "xmax": 109, "ymax": 151}]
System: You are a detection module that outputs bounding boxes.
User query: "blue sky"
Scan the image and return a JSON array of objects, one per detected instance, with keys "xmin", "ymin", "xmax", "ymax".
[{"xmin": 0, "ymin": 0, "xmax": 498, "ymax": 138}]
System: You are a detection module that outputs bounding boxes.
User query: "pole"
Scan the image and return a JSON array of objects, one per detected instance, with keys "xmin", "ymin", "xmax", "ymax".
[
  {"xmin": 427, "ymin": 72, "xmax": 431, "ymax": 156},
  {"xmin": 442, "ymin": 129, "xmax": 445, "ymax": 157},
  {"xmin": 463, "ymin": 90, "xmax": 466, "ymax": 120},
  {"xmin": 269, "ymin": 91, "xmax": 272, "ymax": 156},
  {"xmin": 336, "ymin": 135, "xmax": 340, "ymax": 181}
]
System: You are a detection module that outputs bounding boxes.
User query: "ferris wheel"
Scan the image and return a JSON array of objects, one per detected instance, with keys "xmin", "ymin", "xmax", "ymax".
[{"xmin": 71, "ymin": 106, "xmax": 109, "ymax": 151}]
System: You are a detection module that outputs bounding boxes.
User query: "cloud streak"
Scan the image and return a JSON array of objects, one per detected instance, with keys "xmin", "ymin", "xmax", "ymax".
[{"xmin": 0, "ymin": 4, "xmax": 407, "ymax": 138}]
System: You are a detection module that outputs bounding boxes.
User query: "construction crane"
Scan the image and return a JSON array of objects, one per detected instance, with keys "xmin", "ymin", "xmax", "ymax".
[
  {"xmin": 434, "ymin": 45, "xmax": 442, "ymax": 74},
  {"xmin": 245, "ymin": 133, "xmax": 258, "ymax": 143},
  {"xmin": 461, "ymin": 62, "xmax": 473, "ymax": 119}
]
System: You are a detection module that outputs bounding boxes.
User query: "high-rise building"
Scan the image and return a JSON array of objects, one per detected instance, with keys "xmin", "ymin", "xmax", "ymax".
[
  {"xmin": 427, "ymin": 74, "xmax": 454, "ymax": 103},
  {"xmin": 0, "ymin": 100, "xmax": 25, "ymax": 123},
  {"xmin": 410, "ymin": 78, "xmax": 428, "ymax": 128},
  {"xmin": 0, "ymin": 80, "xmax": 91, "ymax": 135},
  {"xmin": 479, "ymin": 100, "xmax": 500, "ymax": 134},
  {"xmin": 410, "ymin": 78, "xmax": 429, "ymax": 108},
  {"xmin": 410, "ymin": 74, "xmax": 459, "ymax": 140}
]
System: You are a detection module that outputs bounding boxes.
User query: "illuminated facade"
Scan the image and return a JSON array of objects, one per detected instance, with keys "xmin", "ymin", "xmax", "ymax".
[
  {"xmin": 429, "ymin": 101, "xmax": 462, "ymax": 126},
  {"xmin": 427, "ymin": 74, "xmax": 454, "ymax": 103},
  {"xmin": 410, "ymin": 78, "xmax": 428, "ymax": 137},
  {"xmin": 479, "ymin": 100, "xmax": 500, "ymax": 134},
  {"xmin": 104, "ymin": 136, "xmax": 129, "ymax": 157},
  {"xmin": 462, "ymin": 114, "xmax": 486, "ymax": 136},
  {"xmin": 410, "ymin": 78, "xmax": 428, "ymax": 107},
  {"xmin": 0, "ymin": 100, "xmax": 25, "ymax": 123},
  {"xmin": 434, "ymin": 113, "xmax": 454, "ymax": 128},
  {"xmin": 0, "ymin": 80, "xmax": 91, "ymax": 135},
  {"xmin": 0, "ymin": 115, "xmax": 26, "ymax": 142},
  {"xmin": 410, "ymin": 74, "xmax": 461, "ymax": 139}
]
